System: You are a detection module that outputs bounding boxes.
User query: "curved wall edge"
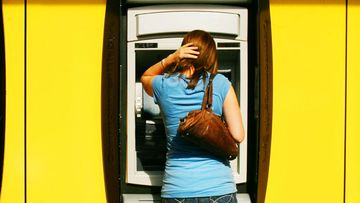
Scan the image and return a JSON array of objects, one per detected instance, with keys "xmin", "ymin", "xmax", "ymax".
[
  {"xmin": 101, "ymin": 0, "xmax": 121, "ymax": 202},
  {"xmin": 0, "ymin": 0, "xmax": 6, "ymax": 195},
  {"xmin": 257, "ymin": 0, "xmax": 273, "ymax": 202}
]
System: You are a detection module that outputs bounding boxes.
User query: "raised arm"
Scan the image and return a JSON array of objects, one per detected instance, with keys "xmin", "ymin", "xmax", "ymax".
[{"xmin": 141, "ymin": 43, "xmax": 199, "ymax": 96}]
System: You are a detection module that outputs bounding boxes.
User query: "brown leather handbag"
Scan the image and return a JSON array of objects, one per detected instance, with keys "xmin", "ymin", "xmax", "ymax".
[{"xmin": 177, "ymin": 74, "xmax": 239, "ymax": 160}]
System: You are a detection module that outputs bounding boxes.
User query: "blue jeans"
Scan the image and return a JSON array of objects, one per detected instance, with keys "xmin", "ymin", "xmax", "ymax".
[{"xmin": 161, "ymin": 193, "xmax": 237, "ymax": 203}]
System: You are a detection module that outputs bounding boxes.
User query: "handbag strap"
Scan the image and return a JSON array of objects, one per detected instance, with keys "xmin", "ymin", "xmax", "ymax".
[{"xmin": 201, "ymin": 74, "xmax": 216, "ymax": 110}]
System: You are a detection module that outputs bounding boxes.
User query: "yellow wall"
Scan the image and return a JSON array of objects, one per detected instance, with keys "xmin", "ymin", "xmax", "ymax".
[
  {"xmin": 2, "ymin": 1, "xmax": 107, "ymax": 203},
  {"xmin": 267, "ymin": 1, "xmax": 346, "ymax": 202},
  {"xmin": 346, "ymin": 2, "xmax": 360, "ymax": 203},
  {"xmin": 1, "ymin": 2, "xmax": 25, "ymax": 203},
  {"xmin": 26, "ymin": 1, "xmax": 106, "ymax": 203}
]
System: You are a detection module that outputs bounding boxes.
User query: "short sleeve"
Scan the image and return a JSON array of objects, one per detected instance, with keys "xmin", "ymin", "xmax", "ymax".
[
  {"xmin": 214, "ymin": 74, "xmax": 231, "ymax": 101},
  {"xmin": 152, "ymin": 75, "xmax": 163, "ymax": 104}
]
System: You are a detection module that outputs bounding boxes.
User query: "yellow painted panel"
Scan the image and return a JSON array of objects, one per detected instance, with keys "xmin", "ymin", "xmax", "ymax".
[
  {"xmin": 267, "ymin": 2, "xmax": 345, "ymax": 203},
  {"xmin": 346, "ymin": 2, "xmax": 360, "ymax": 203},
  {"xmin": 0, "ymin": 2, "xmax": 25, "ymax": 203},
  {"xmin": 26, "ymin": 2, "xmax": 106, "ymax": 203}
]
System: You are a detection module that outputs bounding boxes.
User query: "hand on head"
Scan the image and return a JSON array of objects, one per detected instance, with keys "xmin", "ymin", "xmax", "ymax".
[{"xmin": 172, "ymin": 43, "xmax": 199, "ymax": 63}]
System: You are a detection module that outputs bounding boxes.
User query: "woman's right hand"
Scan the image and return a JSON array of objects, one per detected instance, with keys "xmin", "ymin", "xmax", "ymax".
[{"xmin": 168, "ymin": 43, "xmax": 199, "ymax": 64}]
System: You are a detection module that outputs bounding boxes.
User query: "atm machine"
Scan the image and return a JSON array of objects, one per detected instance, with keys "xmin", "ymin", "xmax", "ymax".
[
  {"xmin": 101, "ymin": 0, "xmax": 273, "ymax": 202},
  {"xmin": 122, "ymin": 5, "xmax": 251, "ymax": 202}
]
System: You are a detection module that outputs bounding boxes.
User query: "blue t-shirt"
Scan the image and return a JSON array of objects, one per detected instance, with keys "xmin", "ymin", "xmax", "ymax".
[{"xmin": 152, "ymin": 72, "xmax": 237, "ymax": 198}]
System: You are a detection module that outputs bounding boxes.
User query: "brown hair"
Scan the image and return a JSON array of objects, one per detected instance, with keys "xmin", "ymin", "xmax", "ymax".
[{"xmin": 167, "ymin": 30, "xmax": 218, "ymax": 89}]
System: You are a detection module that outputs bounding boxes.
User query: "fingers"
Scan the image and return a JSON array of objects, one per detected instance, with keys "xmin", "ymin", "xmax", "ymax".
[
  {"xmin": 183, "ymin": 52, "xmax": 198, "ymax": 59},
  {"xmin": 171, "ymin": 43, "xmax": 200, "ymax": 63},
  {"xmin": 183, "ymin": 42, "xmax": 194, "ymax": 47},
  {"xmin": 184, "ymin": 49, "xmax": 200, "ymax": 57},
  {"xmin": 182, "ymin": 43, "xmax": 199, "ymax": 52},
  {"xmin": 179, "ymin": 43, "xmax": 199, "ymax": 59}
]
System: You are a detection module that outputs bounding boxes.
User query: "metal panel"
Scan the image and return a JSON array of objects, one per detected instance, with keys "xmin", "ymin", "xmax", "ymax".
[{"xmin": 136, "ymin": 11, "xmax": 240, "ymax": 37}]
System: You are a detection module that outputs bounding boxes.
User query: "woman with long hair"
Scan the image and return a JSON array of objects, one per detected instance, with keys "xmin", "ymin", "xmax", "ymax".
[{"xmin": 141, "ymin": 30, "xmax": 244, "ymax": 203}]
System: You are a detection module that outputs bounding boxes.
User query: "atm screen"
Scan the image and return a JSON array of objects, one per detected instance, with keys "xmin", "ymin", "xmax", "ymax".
[
  {"xmin": 135, "ymin": 50, "xmax": 174, "ymax": 82},
  {"xmin": 134, "ymin": 50, "xmax": 174, "ymax": 171}
]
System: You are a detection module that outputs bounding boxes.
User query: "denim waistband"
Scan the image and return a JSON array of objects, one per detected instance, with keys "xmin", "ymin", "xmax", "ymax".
[{"xmin": 161, "ymin": 193, "xmax": 237, "ymax": 203}]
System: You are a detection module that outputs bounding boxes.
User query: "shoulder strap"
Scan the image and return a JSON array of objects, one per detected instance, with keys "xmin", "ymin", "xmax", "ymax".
[{"xmin": 201, "ymin": 74, "xmax": 216, "ymax": 110}]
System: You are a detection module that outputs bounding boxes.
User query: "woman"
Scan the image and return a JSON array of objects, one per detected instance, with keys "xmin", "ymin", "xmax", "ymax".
[{"xmin": 141, "ymin": 30, "xmax": 244, "ymax": 202}]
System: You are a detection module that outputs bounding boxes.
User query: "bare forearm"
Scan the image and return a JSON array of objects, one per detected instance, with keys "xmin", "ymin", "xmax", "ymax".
[
  {"xmin": 140, "ymin": 54, "xmax": 175, "ymax": 96},
  {"xmin": 223, "ymin": 86, "xmax": 245, "ymax": 143},
  {"xmin": 141, "ymin": 43, "xmax": 199, "ymax": 96}
]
